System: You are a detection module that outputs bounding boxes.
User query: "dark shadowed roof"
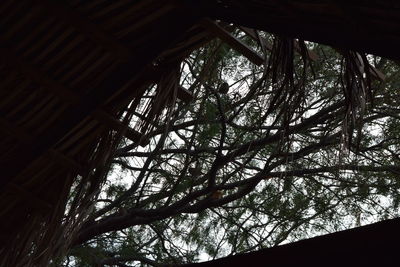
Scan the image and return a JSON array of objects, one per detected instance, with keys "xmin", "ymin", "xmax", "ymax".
[
  {"xmin": 182, "ymin": 216, "xmax": 400, "ymax": 266},
  {"xmin": 185, "ymin": 0, "xmax": 400, "ymax": 60}
]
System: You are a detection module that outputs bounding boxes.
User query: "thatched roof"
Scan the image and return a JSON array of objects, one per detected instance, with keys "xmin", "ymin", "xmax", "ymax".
[
  {"xmin": 187, "ymin": 0, "xmax": 400, "ymax": 61},
  {"xmin": 0, "ymin": 0, "xmax": 399, "ymax": 265},
  {"xmin": 0, "ymin": 0, "xmax": 209, "ymax": 264}
]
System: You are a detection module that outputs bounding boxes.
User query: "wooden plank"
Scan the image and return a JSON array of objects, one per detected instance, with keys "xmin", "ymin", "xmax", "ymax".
[
  {"xmin": 177, "ymin": 86, "xmax": 194, "ymax": 103},
  {"xmin": 94, "ymin": 110, "xmax": 149, "ymax": 146},
  {"xmin": 201, "ymin": 19, "xmax": 265, "ymax": 66}
]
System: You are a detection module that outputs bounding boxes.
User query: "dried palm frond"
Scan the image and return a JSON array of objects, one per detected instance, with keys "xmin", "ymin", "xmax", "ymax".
[
  {"xmin": 137, "ymin": 62, "xmax": 181, "ymax": 134},
  {"xmin": 266, "ymin": 35, "xmax": 378, "ymax": 152},
  {"xmin": 0, "ymin": 101, "xmax": 138, "ymax": 267},
  {"xmin": 340, "ymin": 50, "xmax": 375, "ymax": 149},
  {"xmin": 264, "ymin": 36, "xmax": 310, "ymax": 153}
]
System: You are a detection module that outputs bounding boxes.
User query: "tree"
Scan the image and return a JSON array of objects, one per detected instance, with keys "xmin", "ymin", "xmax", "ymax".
[{"xmin": 61, "ymin": 34, "xmax": 400, "ymax": 266}]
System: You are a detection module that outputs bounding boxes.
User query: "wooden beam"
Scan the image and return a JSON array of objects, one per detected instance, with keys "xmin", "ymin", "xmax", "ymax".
[
  {"xmin": 239, "ymin": 26, "xmax": 273, "ymax": 51},
  {"xmin": 201, "ymin": 19, "xmax": 265, "ymax": 66},
  {"xmin": 177, "ymin": 86, "xmax": 194, "ymax": 103},
  {"xmin": 94, "ymin": 110, "xmax": 149, "ymax": 146}
]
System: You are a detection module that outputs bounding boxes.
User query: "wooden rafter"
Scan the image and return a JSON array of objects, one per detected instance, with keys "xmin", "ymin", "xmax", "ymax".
[{"xmin": 201, "ymin": 19, "xmax": 265, "ymax": 66}]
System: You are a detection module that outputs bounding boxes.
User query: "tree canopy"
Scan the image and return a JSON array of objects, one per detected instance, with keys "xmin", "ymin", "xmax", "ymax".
[{"xmin": 62, "ymin": 33, "xmax": 400, "ymax": 266}]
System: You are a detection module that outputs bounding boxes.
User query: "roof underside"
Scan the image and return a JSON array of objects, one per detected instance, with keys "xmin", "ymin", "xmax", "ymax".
[
  {"xmin": 186, "ymin": 0, "xmax": 400, "ymax": 60},
  {"xmin": 183, "ymin": 216, "xmax": 400, "ymax": 266}
]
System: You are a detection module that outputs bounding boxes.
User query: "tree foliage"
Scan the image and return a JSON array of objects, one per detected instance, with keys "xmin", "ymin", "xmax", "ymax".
[{"xmin": 61, "ymin": 34, "xmax": 400, "ymax": 266}]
